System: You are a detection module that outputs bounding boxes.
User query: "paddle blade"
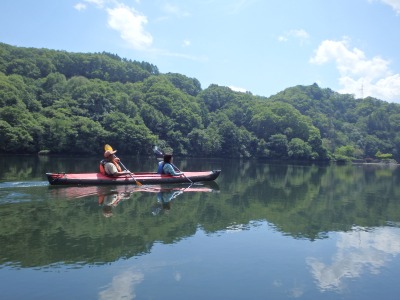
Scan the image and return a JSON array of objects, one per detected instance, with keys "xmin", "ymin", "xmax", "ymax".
[
  {"xmin": 152, "ymin": 145, "xmax": 164, "ymax": 158},
  {"xmin": 136, "ymin": 181, "xmax": 143, "ymax": 186},
  {"xmin": 104, "ymin": 144, "xmax": 113, "ymax": 151}
]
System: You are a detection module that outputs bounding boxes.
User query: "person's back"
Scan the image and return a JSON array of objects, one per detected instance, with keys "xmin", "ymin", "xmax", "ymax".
[
  {"xmin": 162, "ymin": 162, "xmax": 180, "ymax": 176},
  {"xmin": 104, "ymin": 160, "xmax": 119, "ymax": 175},
  {"xmin": 99, "ymin": 158, "xmax": 119, "ymax": 175},
  {"xmin": 159, "ymin": 154, "xmax": 182, "ymax": 176}
]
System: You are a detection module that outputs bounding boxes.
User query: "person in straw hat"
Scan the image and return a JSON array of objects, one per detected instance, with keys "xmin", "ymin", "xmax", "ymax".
[{"xmin": 102, "ymin": 149, "xmax": 132, "ymax": 177}]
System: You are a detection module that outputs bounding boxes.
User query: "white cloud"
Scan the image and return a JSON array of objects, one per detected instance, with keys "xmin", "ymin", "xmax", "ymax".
[
  {"xmin": 371, "ymin": 0, "xmax": 400, "ymax": 14},
  {"xmin": 278, "ymin": 29, "xmax": 310, "ymax": 45},
  {"xmin": 152, "ymin": 49, "xmax": 208, "ymax": 62},
  {"xmin": 163, "ymin": 3, "xmax": 191, "ymax": 18},
  {"xmin": 74, "ymin": 3, "xmax": 87, "ymax": 11},
  {"xmin": 107, "ymin": 3, "xmax": 153, "ymax": 50},
  {"xmin": 229, "ymin": 86, "xmax": 247, "ymax": 93},
  {"xmin": 278, "ymin": 36, "xmax": 288, "ymax": 42},
  {"xmin": 291, "ymin": 29, "xmax": 310, "ymax": 40},
  {"xmin": 84, "ymin": 0, "xmax": 106, "ymax": 9},
  {"xmin": 226, "ymin": 0, "xmax": 259, "ymax": 15},
  {"xmin": 310, "ymin": 39, "xmax": 400, "ymax": 102},
  {"xmin": 75, "ymin": 0, "xmax": 203, "ymax": 59}
]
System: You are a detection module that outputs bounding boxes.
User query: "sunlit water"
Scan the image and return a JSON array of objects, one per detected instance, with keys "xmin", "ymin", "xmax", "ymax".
[{"xmin": 1, "ymin": 155, "xmax": 400, "ymax": 299}]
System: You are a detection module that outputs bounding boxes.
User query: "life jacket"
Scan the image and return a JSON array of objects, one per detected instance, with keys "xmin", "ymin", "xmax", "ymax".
[
  {"xmin": 157, "ymin": 162, "xmax": 165, "ymax": 174},
  {"xmin": 113, "ymin": 161, "xmax": 122, "ymax": 172},
  {"xmin": 99, "ymin": 159, "xmax": 122, "ymax": 175},
  {"xmin": 98, "ymin": 194, "xmax": 105, "ymax": 205},
  {"xmin": 99, "ymin": 159, "xmax": 106, "ymax": 175}
]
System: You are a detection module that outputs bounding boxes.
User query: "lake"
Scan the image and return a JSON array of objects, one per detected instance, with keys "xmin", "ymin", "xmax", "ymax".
[{"xmin": 1, "ymin": 155, "xmax": 400, "ymax": 300}]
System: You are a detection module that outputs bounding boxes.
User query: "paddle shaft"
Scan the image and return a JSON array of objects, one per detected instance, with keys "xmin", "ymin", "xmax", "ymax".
[
  {"xmin": 119, "ymin": 161, "xmax": 142, "ymax": 186},
  {"xmin": 171, "ymin": 163, "xmax": 193, "ymax": 184}
]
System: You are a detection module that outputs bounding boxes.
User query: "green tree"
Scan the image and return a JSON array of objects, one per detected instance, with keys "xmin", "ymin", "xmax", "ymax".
[
  {"xmin": 102, "ymin": 112, "xmax": 156, "ymax": 154},
  {"xmin": 250, "ymin": 106, "xmax": 278, "ymax": 141},
  {"xmin": 0, "ymin": 106, "xmax": 42, "ymax": 152},
  {"xmin": 267, "ymin": 134, "xmax": 288, "ymax": 158},
  {"xmin": 335, "ymin": 145, "xmax": 356, "ymax": 159},
  {"xmin": 288, "ymin": 138, "xmax": 312, "ymax": 160},
  {"xmin": 199, "ymin": 84, "xmax": 236, "ymax": 113},
  {"xmin": 165, "ymin": 73, "xmax": 202, "ymax": 96},
  {"xmin": 308, "ymin": 126, "xmax": 328, "ymax": 159},
  {"xmin": 6, "ymin": 59, "xmax": 41, "ymax": 78},
  {"xmin": 187, "ymin": 126, "xmax": 222, "ymax": 156}
]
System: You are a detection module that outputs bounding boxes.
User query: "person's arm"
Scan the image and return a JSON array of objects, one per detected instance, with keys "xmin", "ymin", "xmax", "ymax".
[
  {"xmin": 105, "ymin": 163, "xmax": 131, "ymax": 177},
  {"xmin": 163, "ymin": 163, "xmax": 182, "ymax": 176},
  {"xmin": 112, "ymin": 170, "xmax": 132, "ymax": 177}
]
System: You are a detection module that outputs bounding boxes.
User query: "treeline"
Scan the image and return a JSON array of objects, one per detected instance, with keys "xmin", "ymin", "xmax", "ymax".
[{"xmin": 1, "ymin": 42, "xmax": 400, "ymax": 160}]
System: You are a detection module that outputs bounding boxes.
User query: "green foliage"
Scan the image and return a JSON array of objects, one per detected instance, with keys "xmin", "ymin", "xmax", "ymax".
[
  {"xmin": 375, "ymin": 151, "xmax": 393, "ymax": 159},
  {"xmin": 336, "ymin": 145, "xmax": 356, "ymax": 157},
  {"xmin": 267, "ymin": 134, "xmax": 288, "ymax": 158},
  {"xmin": 198, "ymin": 84, "xmax": 236, "ymax": 112},
  {"xmin": 1, "ymin": 42, "xmax": 400, "ymax": 160},
  {"xmin": 288, "ymin": 138, "xmax": 312, "ymax": 160},
  {"xmin": 187, "ymin": 126, "xmax": 222, "ymax": 155},
  {"xmin": 165, "ymin": 73, "xmax": 202, "ymax": 96}
]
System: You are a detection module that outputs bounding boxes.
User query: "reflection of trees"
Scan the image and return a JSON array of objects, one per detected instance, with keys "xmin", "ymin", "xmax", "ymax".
[
  {"xmin": 1, "ymin": 156, "xmax": 400, "ymax": 268},
  {"xmin": 0, "ymin": 183, "xmax": 218, "ymax": 268},
  {"xmin": 213, "ymin": 162, "xmax": 400, "ymax": 240}
]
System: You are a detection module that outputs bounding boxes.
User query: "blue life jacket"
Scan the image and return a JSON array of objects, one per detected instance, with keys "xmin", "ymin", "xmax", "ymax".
[
  {"xmin": 157, "ymin": 162, "xmax": 164, "ymax": 174},
  {"xmin": 157, "ymin": 162, "xmax": 175, "ymax": 174}
]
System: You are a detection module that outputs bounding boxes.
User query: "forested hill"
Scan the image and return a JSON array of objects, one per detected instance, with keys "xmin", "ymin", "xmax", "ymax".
[{"xmin": 1, "ymin": 42, "xmax": 400, "ymax": 161}]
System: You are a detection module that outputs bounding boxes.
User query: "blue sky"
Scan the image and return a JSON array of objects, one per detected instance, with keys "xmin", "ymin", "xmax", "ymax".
[{"xmin": 1, "ymin": 0, "xmax": 400, "ymax": 102}]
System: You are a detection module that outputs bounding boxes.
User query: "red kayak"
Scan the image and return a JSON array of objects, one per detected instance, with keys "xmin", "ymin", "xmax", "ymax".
[{"xmin": 46, "ymin": 170, "xmax": 221, "ymax": 186}]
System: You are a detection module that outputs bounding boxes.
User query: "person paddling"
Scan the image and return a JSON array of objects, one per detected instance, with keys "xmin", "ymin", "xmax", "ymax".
[
  {"xmin": 102, "ymin": 149, "xmax": 132, "ymax": 177},
  {"xmin": 157, "ymin": 154, "xmax": 183, "ymax": 176}
]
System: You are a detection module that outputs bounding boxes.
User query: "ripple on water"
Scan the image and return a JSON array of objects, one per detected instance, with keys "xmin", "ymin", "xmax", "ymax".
[{"xmin": 0, "ymin": 181, "xmax": 49, "ymax": 204}]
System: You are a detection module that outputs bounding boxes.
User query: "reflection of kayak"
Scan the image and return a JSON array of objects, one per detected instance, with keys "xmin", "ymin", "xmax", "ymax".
[
  {"xmin": 46, "ymin": 170, "xmax": 221, "ymax": 186},
  {"xmin": 49, "ymin": 183, "xmax": 220, "ymax": 199}
]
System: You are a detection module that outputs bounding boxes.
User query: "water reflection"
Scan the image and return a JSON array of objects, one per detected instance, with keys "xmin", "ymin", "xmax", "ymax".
[
  {"xmin": 152, "ymin": 190, "xmax": 181, "ymax": 215},
  {"xmin": 48, "ymin": 183, "xmax": 220, "ymax": 217},
  {"xmin": 2, "ymin": 156, "xmax": 400, "ymax": 299},
  {"xmin": 98, "ymin": 270, "xmax": 144, "ymax": 300},
  {"xmin": 307, "ymin": 226, "xmax": 400, "ymax": 292},
  {"xmin": 98, "ymin": 190, "xmax": 132, "ymax": 217},
  {"xmin": 0, "ymin": 181, "xmax": 220, "ymax": 269},
  {"xmin": 133, "ymin": 184, "xmax": 219, "ymax": 216},
  {"xmin": 94, "ymin": 223, "xmax": 400, "ymax": 299}
]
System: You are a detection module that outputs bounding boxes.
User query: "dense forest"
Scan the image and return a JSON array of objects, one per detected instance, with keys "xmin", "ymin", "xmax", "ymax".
[{"xmin": 1, "ymin": 42, "xmax": 400, "ymax": 161}]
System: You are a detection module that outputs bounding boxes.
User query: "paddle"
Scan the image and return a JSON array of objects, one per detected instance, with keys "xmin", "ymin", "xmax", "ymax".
[
  {"xmin": 152, "ymin": 146, "xmax": 193, "ymax": 184},
  {"xmin": 104, "ymin": 144, "xmax": 142, "ymax": 186}
]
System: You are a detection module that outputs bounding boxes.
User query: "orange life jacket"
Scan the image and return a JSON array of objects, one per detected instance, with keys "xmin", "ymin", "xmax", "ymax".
[
  {"xmin": 99, "ymin": 160, "xmax": 106, "ymax": 175},
  {"xmin": 113, "ymin": 161, "xmax": 122, "ymax": 172},
  {"xmin": 98, "ymin": 194, "xmax": 105, "ymax": 205},
  {"xmin": 99, "ymin": 159, "xmax": 122, "ymax": 175}
]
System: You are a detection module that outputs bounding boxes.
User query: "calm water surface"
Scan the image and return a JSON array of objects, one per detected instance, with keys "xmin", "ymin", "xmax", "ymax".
[{"xmin": 1, "ymin": 155, "xmax": 400, "ymax": 300}]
